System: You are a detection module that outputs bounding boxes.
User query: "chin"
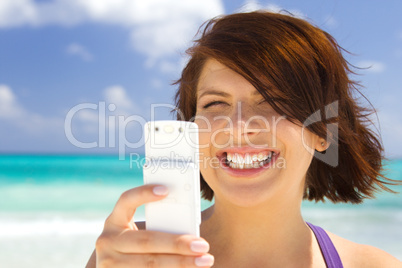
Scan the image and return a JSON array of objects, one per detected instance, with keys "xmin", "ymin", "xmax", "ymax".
[{"xmin": 211, "ymin": 179, "xmax": 279, "ymax": 208}]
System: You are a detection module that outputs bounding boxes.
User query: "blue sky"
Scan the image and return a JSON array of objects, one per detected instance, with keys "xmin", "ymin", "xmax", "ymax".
[{"xmin": 0, "ymin": 0, "xmax": 401, "ymax": 158}]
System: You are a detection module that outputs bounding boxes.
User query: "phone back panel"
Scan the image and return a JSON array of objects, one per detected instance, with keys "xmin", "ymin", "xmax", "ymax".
[
  {"xmin": 143, "ymin": 162, "xmax": 200, "ymax": 235},
  {"xmin": 143, "ymin": 120, "xmax": 201, "ymax": 236},
  {"xmin": 144, "ymin": 121, "xmax": 199, "ymax": 163}
]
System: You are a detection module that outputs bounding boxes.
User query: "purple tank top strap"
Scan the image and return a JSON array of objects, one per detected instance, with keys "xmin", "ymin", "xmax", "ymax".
[{"xmin": 306, "ymin": 222, "xmax": 344, "ymax": 268}]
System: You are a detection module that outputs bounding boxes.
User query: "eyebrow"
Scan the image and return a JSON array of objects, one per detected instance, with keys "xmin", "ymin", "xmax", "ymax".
[
  {"xmin": 198, "ymin": 88, "xmax": 262, "ymax": 99},
  {"xmin": 198, "ymin": 89, "xmax": 230, "ymax": 99}
]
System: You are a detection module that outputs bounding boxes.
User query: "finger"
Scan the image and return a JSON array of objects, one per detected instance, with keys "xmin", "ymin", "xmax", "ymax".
[
  {"xmin": 106, "ymin": 184, "xmax": 168, "ymax": 228},
  {"xmin": 98, "ymin": 253, "xmax": 214, "ymax": 268},
  {"xmin": 114, "ymin": 230, "xmax": 210, "ymax": 256}
]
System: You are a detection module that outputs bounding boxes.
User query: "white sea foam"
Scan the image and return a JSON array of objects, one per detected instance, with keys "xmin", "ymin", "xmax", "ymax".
[
  {"xmin": 0, "ymin": 214, "xmax": 102, "ymax": 267},
  {"xmin": 1, "ymin": 155, "xmax": 400, "ymax": 266},
  {"xmin": 0, "ymin": 209, "xmax": 146, "ymax": 237},
  {"xmin": 0, "ymin": 207, "xmax": 400, "ymax": 268},
  {"xmin": 0, "ymin": 218, "xmax": 104, "ymax": 237}
]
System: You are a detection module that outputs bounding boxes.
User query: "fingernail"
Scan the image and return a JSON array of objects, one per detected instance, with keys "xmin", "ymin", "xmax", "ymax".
[
  {"xmin": 190, "ymin": 240, "xmax": 209, "ymax": 253},
  {"xmin": 195, "ymin": 255, "xmax": 214, "ymax": 267},
  {"xmin": 153, "ymin": 185, "xmax": 168, "ymax": 196}
]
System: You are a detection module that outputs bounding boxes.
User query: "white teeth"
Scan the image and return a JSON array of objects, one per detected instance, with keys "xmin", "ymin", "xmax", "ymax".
[
  {"xmin": 225, "ymin": 151, "xmax": 274, "ymax": 169},
  {"xmin": 226, "ymin": 152, "xmax": 270, "ymax": 163},
  {"xmin": 257, "ymin": 152, "xmax": 268, "ymax": 161},
  {"xmin": 237, "ymin": 154, "xmax": 243, "ymax": 164},
  {"xmin": 245, "ymin": 154, "xmax": 252, "ymax": 164}
]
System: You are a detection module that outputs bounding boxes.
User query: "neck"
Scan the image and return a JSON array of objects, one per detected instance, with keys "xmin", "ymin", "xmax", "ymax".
[{"xmin": 201, "ymin": 196, "xmax": 314, "ymax": 267}]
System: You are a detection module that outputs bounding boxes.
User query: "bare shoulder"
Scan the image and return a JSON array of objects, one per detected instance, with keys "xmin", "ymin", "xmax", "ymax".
[
  {"xmin": 326, "ymin": 231, "xmax": 402, "ymax": 267},
  {"xmin": 135, "ymin": 221, "xmax": 145, "ymax": 230}
]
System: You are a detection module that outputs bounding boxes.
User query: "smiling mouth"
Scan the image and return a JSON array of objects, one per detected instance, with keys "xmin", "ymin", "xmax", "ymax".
[{"xmin": 221, "ymin": 151, "xmax": 277, "ymax": 169}]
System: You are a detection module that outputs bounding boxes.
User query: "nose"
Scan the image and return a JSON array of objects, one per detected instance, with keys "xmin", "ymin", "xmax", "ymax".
[{"xmin": 222, "ymin": 101, "xmax": 262, "ymax": 142}]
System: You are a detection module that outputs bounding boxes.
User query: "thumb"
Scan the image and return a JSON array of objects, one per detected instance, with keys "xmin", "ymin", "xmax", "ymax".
[{"xmin": 105, "ymin": 184, "xmax": 168, "ymax": 228}]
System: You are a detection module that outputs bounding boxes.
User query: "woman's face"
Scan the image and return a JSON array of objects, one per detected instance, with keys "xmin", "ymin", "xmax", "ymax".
[{"xmin": 194, "ymin": 59, "xmax": 321, "ymax": 208}]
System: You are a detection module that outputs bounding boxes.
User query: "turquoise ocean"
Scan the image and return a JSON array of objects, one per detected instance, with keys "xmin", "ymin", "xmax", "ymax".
[{"xmin": 0, "ymin": 155, "xmax": 401, "ymax": 267}]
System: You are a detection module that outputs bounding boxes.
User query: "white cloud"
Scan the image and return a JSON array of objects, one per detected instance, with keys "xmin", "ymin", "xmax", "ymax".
[
  {"xmin": 0, "ymin": 0, "xmax": 224, "ymax": 70},
  {"xmin": 357, "ymin": 61, "xmax": 386, "ymax": 73},
  {"xmin": 0, "ymin": 0, "xmax": 37, "ymax": 28},
  {"xmin": 158, "ymin": 60, "xmax": 180, "ymax": 74},
  {"xmin": 237, "ymin": 1, "xmax": 305, "ymax": 19},
  {"xmin": 0, "ymin": 84, "xmax": 63, "ymax": 133},
  {"xmin": 66, "ymin": 43, "xmax": 93, "ymax": 61},
  {"xmin": 264, "ymin": 3, "xmax": 285, "ymax": 13},
  {"xmin": 72, "ymin": 85, "xmax": 139, "ymax": 134},
  {"xmin": 0, "ymin": 84, "xmax": 146, "ymax": 150},
  {"xmin": 0, "ymin": 84, "xmax": 25, "ymax": 119},
  {"xmin": 103, "ymin": 85, "xmax": 135, "ymax": 114},
  {"xmin": 75, "ymin": 108, "xmax": 98, "ymax": 123},
  {"xmin": 237, "ymin": 0, "xmax": 261, "ymax": 13}
]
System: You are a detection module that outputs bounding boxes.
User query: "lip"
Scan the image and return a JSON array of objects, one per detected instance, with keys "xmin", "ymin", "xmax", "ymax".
[{"xmin": 216, "ymin": 146, "xmax": 280, "ymax": 177}]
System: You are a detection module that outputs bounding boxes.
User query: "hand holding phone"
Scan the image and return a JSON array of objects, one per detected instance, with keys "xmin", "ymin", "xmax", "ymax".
[
  {"xmin": 89, "ymin": 121, "xmax": 211, "ymax": 268},
  {"xmin": 91, "ymin": 185, "xmax": 214, "ymax": 268}
]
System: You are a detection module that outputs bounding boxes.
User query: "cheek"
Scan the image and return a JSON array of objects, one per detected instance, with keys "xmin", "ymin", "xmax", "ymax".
[
  {"xmin": 280, "ymin": 124, "xmax": 317, "ymax": 171},
  {"xmin": 195, "ymin": 116, "xmax": 231, "ymax": 150},
  {"xmin": 195, "ymin": 118, "xmax": 212, "ymax": 151},
  {"xmin": 195, "ymin": 118, "xmax": 224, "ymax": 178},
  {"xmin": 299, "ymin": 128, "xmax": 319, "ymax": 155},
  {"xmin": 195, "ymin": 118, "xmax": 214, "ymax": 172}
]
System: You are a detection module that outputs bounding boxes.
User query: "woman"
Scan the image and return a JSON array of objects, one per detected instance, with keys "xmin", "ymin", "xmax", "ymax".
[{"xmin": 87, "ymin": 11, "xmax": 401, "ymax": 267}]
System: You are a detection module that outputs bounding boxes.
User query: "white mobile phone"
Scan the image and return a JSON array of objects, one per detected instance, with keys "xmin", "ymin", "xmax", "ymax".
[{"xmin": 143, "ymin": 120, "xmax": 201, "ymax": 236}]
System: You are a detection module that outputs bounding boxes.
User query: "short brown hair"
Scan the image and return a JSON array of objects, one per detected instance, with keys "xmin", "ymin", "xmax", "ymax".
[{"xmin": 174, "ymin": 11, "xmax": 399, "ymax": 203}]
